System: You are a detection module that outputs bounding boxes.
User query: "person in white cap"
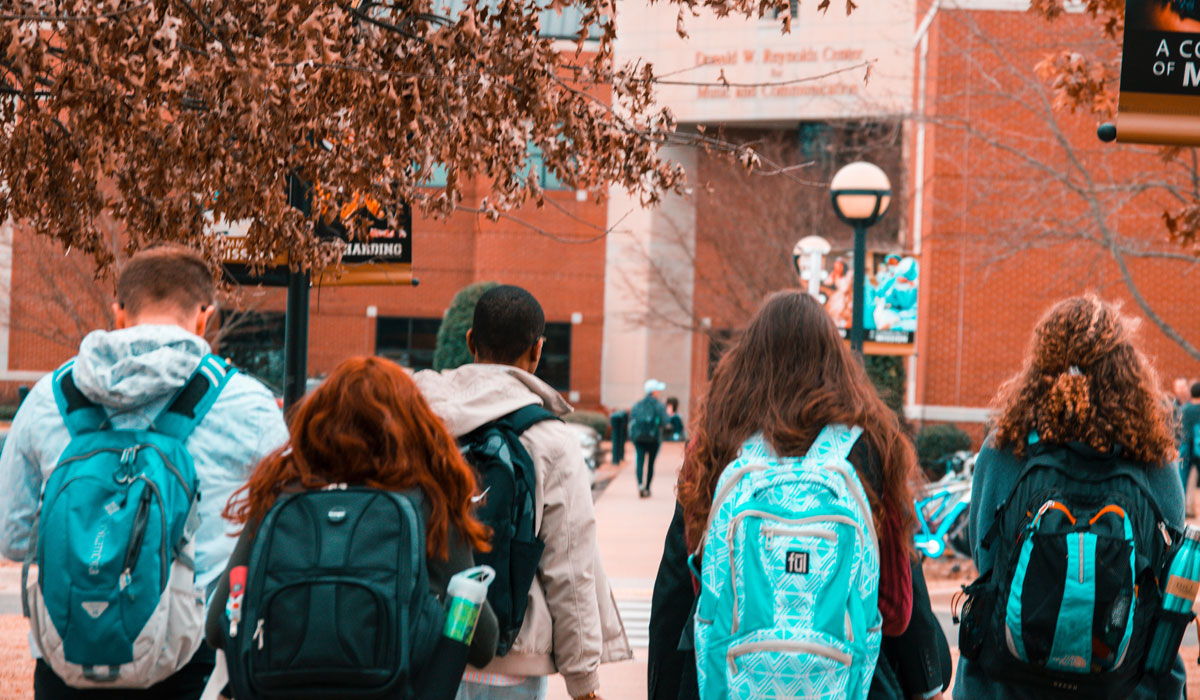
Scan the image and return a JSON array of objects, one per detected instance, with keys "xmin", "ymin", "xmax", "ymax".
[{"xmin": 629, "ymin": 379, "xmax": 670, "ymax": 498}]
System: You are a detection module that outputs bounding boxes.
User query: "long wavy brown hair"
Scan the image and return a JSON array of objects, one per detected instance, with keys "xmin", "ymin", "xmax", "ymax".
[
  {"xmin": 225, "ymin": 356, "xmax": 490, "ymax": 559},
  {"xmin": 992, "ymin": 295, "xmax": 1175, "ymax": 465},
  {"xmin": 679, "ymin": 291, "xmax": 918, "ymax": 550}
]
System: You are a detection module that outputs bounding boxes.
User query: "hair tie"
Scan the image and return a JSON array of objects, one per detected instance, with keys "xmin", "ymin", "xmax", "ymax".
[{"xmin": 1068, "ymin": 365, "xmax": 1082, "ymax": 376}]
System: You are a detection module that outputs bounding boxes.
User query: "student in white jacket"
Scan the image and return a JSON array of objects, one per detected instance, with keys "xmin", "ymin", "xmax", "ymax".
[{"xmin": 414, "ymin": 285, "xmax": 630, "ymax": 700}]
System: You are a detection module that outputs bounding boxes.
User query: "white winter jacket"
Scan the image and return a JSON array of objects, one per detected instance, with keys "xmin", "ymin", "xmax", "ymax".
[{"xmin": 413, "ymin": 363, "xmax": 632, "ymax": 697}]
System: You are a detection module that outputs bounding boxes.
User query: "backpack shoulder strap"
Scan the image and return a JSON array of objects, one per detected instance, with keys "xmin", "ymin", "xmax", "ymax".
[
  {"xmin": 504, "ymin": 404, "xmax": 561, "ymax": 436},
  {"xmin": 51, "ymin": 360, "xmax": 108, "ymax": 437},
  {"xmin": 152, "ymin": 354, "xmax": 238, "ymax": 441},
  {"xmin": 802, "ymin": 424, "xmax": 863, "ymax": 465}
]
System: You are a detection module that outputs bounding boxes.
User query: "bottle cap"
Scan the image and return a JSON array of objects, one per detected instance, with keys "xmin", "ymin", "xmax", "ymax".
[
  {"xmin": 1185, "ymin": 525, "xmax": 1200, "ymax": 542},
  {"xmin": 448, "ymin": 565, "xmax": 495, "ymax": 605}
]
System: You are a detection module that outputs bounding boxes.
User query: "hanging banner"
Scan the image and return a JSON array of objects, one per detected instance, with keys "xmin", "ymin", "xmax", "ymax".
[
  {"xmin": 1115, "ymin": 0, "xmax": 1200, "ymax": 145},
  {"xmin": 313, "ymin": 194, "xmax": 414, "ymax": 287},
  {"xmin": 799, "ymin": 246, "xmax": 918, "ymax": 356},
  {"xmin": 216, "ymin": 185, "xmax": 415, "ymax": 287}
]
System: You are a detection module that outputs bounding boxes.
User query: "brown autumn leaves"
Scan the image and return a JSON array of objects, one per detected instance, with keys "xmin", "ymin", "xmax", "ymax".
[
  {"xmin": 0, "ymin": 0, "xmax": 1197, "ymax": 279},
  {"xmin": 0, "ymin": 0, "xmax": 806, "ymax": 276},
  {"xmin": 1031, "ymin": 0, "xmax": 1200, "ymax": 249}
]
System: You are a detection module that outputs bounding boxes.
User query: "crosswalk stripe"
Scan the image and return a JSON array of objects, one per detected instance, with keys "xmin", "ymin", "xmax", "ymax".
[{"xmin": 617, "ymin": 596, "xmax": 652, "ymax": 648}]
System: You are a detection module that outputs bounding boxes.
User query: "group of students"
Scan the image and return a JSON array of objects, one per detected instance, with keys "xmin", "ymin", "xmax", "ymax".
[
  {"xmin": 0, "ymin": 242, "xmax": 1194, "ymax": 700},
  {"xmin": 0, "ymin": 245, "xmax": 625, "ymax": 700},
  {"xmin": 647, "ymin": 291, "xmax": 1190, "ymax": 700}
]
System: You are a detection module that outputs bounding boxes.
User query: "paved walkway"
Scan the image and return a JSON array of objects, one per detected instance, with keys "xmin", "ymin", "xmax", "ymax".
[{"xmin": 546, "ymin": 442, "xmax": 683, "ymax": 700}]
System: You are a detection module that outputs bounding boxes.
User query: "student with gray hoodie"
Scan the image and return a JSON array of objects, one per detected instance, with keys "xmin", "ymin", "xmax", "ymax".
[
  {"xmin": 414, "ymin": 285, "xmax": 631, "ymax": 700},
  {"xmin": 0, "ymin": 245, "xmax": 289, "ymax": 699}
]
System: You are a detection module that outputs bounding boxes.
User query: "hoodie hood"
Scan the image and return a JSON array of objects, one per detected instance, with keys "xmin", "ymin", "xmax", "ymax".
[
  {"xmin": 412, "ymin": 363, "xmax": 572, "ymax": 437},
  {"xmin": 73, "ymin": 325, "xmax": 211, "ymax": 409}
]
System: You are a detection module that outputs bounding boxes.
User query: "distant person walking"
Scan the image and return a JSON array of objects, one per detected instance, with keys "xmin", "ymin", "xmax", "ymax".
[
  {"xmin": 414, "ymin": 285, "xmax": 630, "ymax": 700},
  {"xmin": 955, "ymin": 296, "xmax": 1184, "ymax": 700},
  {"xmin": 663, "ymin": 397, "xmax": 685, "ymax": 442},
  {"xmin": 0, "ymin": 245, "xmax": 288, "ymax": 699},
  {"xmin": 630, "ymin": 380, "xmax": 669, "ymax": 498}
]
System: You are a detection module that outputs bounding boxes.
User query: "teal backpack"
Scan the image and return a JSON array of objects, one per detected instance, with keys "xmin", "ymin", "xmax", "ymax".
[
  {"xmin": 692, "ymin": 425, "xmax": 881, "ymax": 700},
  {"xmin": 22, "ymin": 354, "xmax": 235, "ymax": 688}
]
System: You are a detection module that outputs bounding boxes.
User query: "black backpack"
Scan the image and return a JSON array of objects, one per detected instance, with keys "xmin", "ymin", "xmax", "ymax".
[
  {"xmin": 629, "ymin": 396, "xmax": 663, "ymax": 442},
  {"xmin": 223, "ymin": 487, "xmax": 444, "ymax": 700},
  {"xmin": 958, "ymin": 442, "xmax": 1174, "ymax": 699},
  {"xmin": 459, "ymin": 405, "xmax": 559, "ymax": 655}
]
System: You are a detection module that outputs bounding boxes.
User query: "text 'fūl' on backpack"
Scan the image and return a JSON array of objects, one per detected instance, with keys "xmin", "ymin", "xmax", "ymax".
[
  {"xmin": 956, "ymin": 440, "xmax": 1175, "ymax": 699},
  {"xmin": 458, "ymin": 404, "xmax": 559, "ymax": 655},
  {"xmin": 22, "ymin": 354, "xmax": 236, "ymax": 688},
  {"xmin": 692, "ymin": 425, "xmax": 882, "ymax": 700},
  {"xmin": 221, "ymin": 486, "xmax": 447, "ymax": 700}
]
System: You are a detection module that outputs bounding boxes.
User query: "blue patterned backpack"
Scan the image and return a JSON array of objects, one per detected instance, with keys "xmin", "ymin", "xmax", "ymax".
[{"xmin": 692, "ymin": 425, "xmax": 881, "ymax": 700}]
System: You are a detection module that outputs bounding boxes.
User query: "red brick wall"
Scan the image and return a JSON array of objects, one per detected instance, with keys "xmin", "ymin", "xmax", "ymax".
[
  {"xmin": 4, "ymin": 188, "xmax": 609, "ymax": 409},
  {"xmin": 914, "ymin": 8, "xmax": 1200, "ymax": 415}
]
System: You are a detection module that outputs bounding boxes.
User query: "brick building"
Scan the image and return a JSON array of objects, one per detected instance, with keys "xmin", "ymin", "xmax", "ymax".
[
  {"xmin": 1, "ymin": 2, "xmax": 1198, "ymax": 436},
  {"xmin": 909, "ymin": 0, "xmax": 1200, "ymax": 438},
  {"xmin": 0, "ymin": 179, "xmax": 608, "ymax": 408}
]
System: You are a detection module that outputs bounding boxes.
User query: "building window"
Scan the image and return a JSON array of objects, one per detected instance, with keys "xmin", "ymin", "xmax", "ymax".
[
  {"xmin": 376, "ymin": 317, "xmax": 442, "ymax": 371},
  {"xmin": 539, "ymin": 5, "xmax": 601, "ymax": 40},
  {"xmin": 216, "ymin": 310, "xmax": 286, "ymax": 394},
  {"xmin": 536, "ymin": 322, "xmax": 572, "ymax": 392},
  {"xmin": 430, "ymin": 0, "xmax": 601, "ymax": 39},
  {"xmin": 522, "ymin": 143, "xmax": 574, "ymax": 191},
  {"xmin": 768, "ymin": 1, "xmax": 799, "ymax": 20}
]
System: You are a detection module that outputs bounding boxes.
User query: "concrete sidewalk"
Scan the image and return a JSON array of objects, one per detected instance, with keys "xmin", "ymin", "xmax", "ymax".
[{"xmin": 546, "ymin": 442, "xmax": 683, "ymax": 700}]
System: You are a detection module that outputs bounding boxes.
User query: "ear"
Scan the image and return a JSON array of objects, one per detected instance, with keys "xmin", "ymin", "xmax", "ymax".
[
  {"xmin": 112, "ymin": 303, "xmax": 128, "ymax": 330},
  {"xmin": 195, "ymin": 305, "xmax": 217, "ymax": 337},
  {"xmin": 466, "ymin": 329, "xmax": 478, "ymax": 360},
  {"xmin": 527, "ymin": 336, "xmax": 545, "ymax": 372}
]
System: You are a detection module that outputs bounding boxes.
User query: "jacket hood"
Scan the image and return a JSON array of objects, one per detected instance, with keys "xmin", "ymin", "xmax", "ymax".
[
  {"xmin": 412, "ymin": 363, "xmax": 572, "ymax": 437},
  {"xmin": 73, "ymin": 325, "xmax": 211, "ymax": 409}
]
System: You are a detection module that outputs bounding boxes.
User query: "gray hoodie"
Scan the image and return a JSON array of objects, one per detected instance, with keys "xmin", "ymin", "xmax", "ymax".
[
  {"xmin": 414, "ymin": 363, "xmax": 632, "ymax": 697},
  {"xmin": 0, "ymin": 324, "xmax": 289, "ymax": 596}
]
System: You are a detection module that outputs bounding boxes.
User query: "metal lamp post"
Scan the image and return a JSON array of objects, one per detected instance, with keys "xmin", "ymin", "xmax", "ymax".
[{"xmin": 829, "ymin": 161, "xmax": 891, "ymax": 357}]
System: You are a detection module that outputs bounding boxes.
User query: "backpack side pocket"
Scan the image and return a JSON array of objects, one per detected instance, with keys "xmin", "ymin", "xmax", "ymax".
[{"xmin": 958, "ymin": 572, "xmax": 996, "ymax": 661}]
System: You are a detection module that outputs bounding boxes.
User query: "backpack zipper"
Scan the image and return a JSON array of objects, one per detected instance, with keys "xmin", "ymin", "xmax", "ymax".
[
  {"xmin": 726, "ymin": 638, "xmax": 851, "ymax": 675},
  {"xmin": 761, "ymin": 525, "xmax": 837, "ymax": 550},
  {"xmin": 253, "ymin": 618, "xmax": 265, "ymax": 650}
]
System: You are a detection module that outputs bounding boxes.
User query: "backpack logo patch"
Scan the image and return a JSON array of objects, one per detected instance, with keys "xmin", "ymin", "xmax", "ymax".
[
  {"xmin": 81, "ymin": 601, "xmax": 109, "ymax": 619},
  {"xmin": 786, "ymin": 550, "xmax": 809, "ymax": 574}
]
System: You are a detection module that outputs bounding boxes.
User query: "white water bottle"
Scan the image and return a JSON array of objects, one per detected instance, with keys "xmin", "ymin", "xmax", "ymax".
[{"xmin": 443, "ymin": 566, "xmax": 495, "ymax": 645}]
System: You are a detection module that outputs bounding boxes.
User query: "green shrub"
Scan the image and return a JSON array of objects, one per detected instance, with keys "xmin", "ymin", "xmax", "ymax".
[
  {"xmin": 564, "ymin": 410, "xmax": 610, "ymax": 439},
  {"xmin": 433, "ymin": 281, "xmax": 499, "ymax": 371},
  {"xmin": 864, "ymin": 355, "xmax": 909, "ymax": 433},
  {"xmin": 916, "ymin": 423, "xmax": 972, "ymax": 472}
]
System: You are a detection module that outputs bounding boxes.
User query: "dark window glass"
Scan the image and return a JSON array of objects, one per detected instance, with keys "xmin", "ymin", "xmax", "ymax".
[
  {"xmin": 376, "ymin": 317, "xmax": 442, "ymax": 371},
  {"xmin": 535, "ymin": 322, "xmax": 571, "ymax": 392},
  {"xmin": 216, "ymin": 311, "xmax": 286, "ymax": 394}
]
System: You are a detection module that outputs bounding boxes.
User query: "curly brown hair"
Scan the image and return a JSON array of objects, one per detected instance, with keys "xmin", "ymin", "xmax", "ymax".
[
  {"xmin": 992, "ymin": 295, "xmax": 1175, "ymax": 466},
  {"xmin": 678, "ymin": 291, "xmax": 918, "ymax": 551}
]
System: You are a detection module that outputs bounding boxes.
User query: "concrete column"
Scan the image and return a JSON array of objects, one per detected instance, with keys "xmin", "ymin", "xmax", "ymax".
[{"xmin": 601, "ymin": 147, "xmax": 698, "ymax": 418}]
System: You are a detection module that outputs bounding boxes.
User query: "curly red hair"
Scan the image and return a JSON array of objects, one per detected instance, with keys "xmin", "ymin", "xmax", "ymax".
[
  {"xmin": 224, "ymin": 356, "xmax": 490, "ymax": 559},
  {"xmin": 992, "ymin": 295, "xmax": 1175, "ymax": 466}
]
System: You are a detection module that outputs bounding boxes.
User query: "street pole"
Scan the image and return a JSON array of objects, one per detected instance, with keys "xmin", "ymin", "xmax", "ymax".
[
  {"xmin": 283, "ymin": 268, "xmax": 310, "ymax": 414},
  {"xmin": 850, "ymin": 222, "xmax": 866, "ymax": 358}
]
